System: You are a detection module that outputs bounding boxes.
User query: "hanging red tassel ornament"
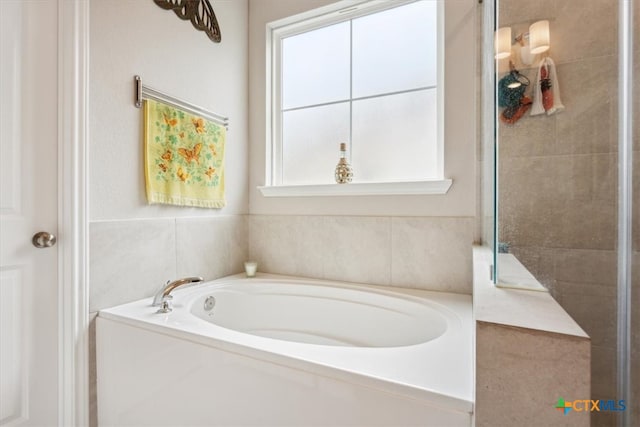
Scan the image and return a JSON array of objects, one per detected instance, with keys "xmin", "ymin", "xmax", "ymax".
[{"xmin": 540, "ymin": 64, "xmax": 554, "ymax": 112}]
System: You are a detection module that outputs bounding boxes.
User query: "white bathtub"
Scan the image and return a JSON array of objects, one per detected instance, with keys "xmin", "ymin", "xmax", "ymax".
[{"xmin": 97, "ymin": 274, "xmax": 474, "ymax": 426}]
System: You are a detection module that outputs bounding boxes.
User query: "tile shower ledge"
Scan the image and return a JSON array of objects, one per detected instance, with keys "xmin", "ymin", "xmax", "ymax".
[
  {"xmin": 473, "ymin": 246, "xmax": 588, "ymax": 339},
  {"xmin": 258, "ymin": 179, "xmax": 453, "ymax": 197}
]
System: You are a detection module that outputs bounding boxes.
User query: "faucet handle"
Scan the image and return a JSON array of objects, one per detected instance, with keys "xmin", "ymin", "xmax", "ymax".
[{"xmin": 156, "ymin": 299, "xmax": 172, "ymax": 314}]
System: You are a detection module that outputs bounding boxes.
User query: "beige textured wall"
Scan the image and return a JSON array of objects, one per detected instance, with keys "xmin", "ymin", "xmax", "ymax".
[
  {"xmin": 497, "ymin": 1, "xmax": 638, "ymax": 426},
  {"xmin": 90, "ymin": 0, "xmax": 249, "ymax": 220},
  {"xmin": 473, "ymin": 246, "xmax": 590, "ymax": 427},
  {"xmin": 476, "ymin": 322, "xmax": 590, "ymax": 427}
]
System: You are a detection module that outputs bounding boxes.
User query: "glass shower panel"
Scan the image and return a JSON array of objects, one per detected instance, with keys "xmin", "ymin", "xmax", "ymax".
[
  {"xmin": 494, "ymin": 1, "xmax": 621, "ymax": 426},
  {"xmin": 481, "ymin": 0, "xmax": 496, "ymax": 260}
]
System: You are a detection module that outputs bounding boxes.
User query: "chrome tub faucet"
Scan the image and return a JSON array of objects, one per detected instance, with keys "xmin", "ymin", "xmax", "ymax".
[{"xmin": 153, "ymin": 276, "xmax": 204, "ymax": 313}]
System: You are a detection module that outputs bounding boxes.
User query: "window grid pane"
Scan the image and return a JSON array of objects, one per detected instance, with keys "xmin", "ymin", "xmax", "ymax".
[
  {"xmin": 352, "ymin": 0, "xmax": 438, "ymax": 98},
  {"xmin": 282, "ymin": 102, "xmax": 350, "ymax": 185},
  {"xmin": 276, "ymin": 1, "xmax": 439, "ymax": 184},
  {"xmin": 281, "ymin": 22, "xmax": 351, "ymax": 110},
  {"xmin": 351, "ymin": 88, "xmax": 438, "ymax": 182}
]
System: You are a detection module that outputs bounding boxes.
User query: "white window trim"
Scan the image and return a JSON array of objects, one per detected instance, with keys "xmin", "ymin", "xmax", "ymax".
[
  {"xmin": 264, "ymin": 0, "xmax": 447, "ymax": 195},
  {"xmin": 258, "ymin": 179, "xmax": 452, "ymax": 197}
]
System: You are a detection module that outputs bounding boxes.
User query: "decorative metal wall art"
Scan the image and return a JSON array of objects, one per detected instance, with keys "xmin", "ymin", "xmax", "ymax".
[{"xmin": 153, "ymin": 0, "xmax": 221, "ymax": 43}]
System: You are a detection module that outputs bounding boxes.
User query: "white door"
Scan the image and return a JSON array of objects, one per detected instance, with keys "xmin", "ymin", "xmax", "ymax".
[{"xmin": 1, "ymin": 0, "xmax": 60, "ymax": 425}]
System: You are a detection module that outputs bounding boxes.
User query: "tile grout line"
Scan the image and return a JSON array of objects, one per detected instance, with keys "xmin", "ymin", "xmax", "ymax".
[{"xmin": 389, "ymin": 216, "xmax": 393, "ymax": 287}]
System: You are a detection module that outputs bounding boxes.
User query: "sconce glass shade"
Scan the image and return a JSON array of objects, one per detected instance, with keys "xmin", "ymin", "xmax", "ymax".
[
  {"xmin": 495, "ymin": 27, "xmax": 512, "ymax": 59},
  {"xmin": 529, "ymin": 20, "xmax": 550, "ymax": 54}
]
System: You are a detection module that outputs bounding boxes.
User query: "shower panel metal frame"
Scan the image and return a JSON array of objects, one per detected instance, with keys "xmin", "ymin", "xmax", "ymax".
[
  {"xmin": 480, "ymin": 0, "xmax": 498, "ymax": 280},
  {"xmin": 617, "ymin": 1, "xmax": 634, "ymax": 426}
]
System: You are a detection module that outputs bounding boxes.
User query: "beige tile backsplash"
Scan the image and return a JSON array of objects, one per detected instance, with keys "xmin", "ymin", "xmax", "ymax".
[
  {"xmin": 91, "ymin": 214, "xmax": 475, "ymax": 313},
  {"xmin": 248, "ymin": 215, "xmax": 325, "ymax": 279},
  {"xmin": 90, "ymin": 216, "xmax": 248, "ymax": 311},
  {"xmin": 322, "ymin": 216, "xmax": 392, "ymax": 286},
  {"xmin": 249, "ymin": 215, "xmax": 475, "ymax": 293},
  {"xmin": 391, "ymin": 217, "xmax": 474, "ymax": 293},
  {"xmin": 175, "ymin": 216, "xmax": 248, "ymax": 280},
  {"xmin": 89, "ymin": 219, "xmax": 178, "ymax": 312}
]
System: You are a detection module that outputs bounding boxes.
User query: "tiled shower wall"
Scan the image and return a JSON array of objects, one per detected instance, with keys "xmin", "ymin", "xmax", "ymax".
[{"xmin": 497, "ymin": 1, "xmax": 639, "ymax": 425}]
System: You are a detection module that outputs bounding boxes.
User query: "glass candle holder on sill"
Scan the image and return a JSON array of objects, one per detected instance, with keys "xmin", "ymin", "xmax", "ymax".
[{"xmin": 244, "ymin": 261, "xmax": 258, "ymax": 278}]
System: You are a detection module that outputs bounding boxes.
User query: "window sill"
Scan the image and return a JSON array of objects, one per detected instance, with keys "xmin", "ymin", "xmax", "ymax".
[{"xmin": 257, "ymin": 179, "xmax": 452, "ymax": 197}]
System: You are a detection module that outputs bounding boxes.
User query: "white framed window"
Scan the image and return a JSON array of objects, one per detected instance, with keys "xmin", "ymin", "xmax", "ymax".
[{"xmin": 261, "ymin": 0, "xmax": 450, "ymax": 197}]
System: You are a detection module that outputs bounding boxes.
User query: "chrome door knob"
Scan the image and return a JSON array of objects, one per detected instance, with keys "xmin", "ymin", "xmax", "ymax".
[{"xmin": 32, "ymin": 231, "xmax": 57, "ymax": 248}]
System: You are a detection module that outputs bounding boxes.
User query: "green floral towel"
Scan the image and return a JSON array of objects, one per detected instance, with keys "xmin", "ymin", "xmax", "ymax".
[{"xmin": 144, "ymin": 99, "xmax": 225, "ymax": 208}]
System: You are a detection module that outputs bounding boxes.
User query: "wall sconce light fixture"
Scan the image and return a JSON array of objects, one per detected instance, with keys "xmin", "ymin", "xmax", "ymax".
[
  {"xmin": 495, "ymin": 20, "xmax": 551, "ymax": 66},
  {"xmin": 495, "ymin": 27, "xmax": 512, "ymax": 59},
  {"xmin": 528, "ymin": 20, "xmax": 550, "ymax": 54}
]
